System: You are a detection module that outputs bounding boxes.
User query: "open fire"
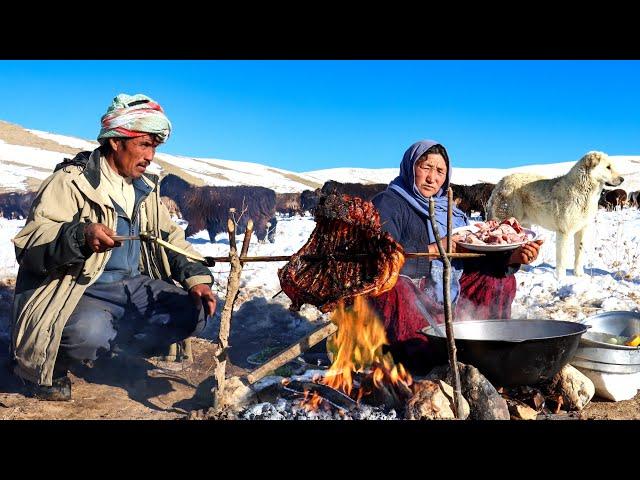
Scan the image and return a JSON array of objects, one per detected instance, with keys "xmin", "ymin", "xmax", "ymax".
[{"xmin": 301, "ymin": 295, "xmax": 413, "ymax": 409}]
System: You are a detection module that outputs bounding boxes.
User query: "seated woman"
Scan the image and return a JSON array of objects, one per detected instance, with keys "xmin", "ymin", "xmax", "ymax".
[{"xmin": 369, "ymin": 140, "xmax": 543, "ymax": 373}]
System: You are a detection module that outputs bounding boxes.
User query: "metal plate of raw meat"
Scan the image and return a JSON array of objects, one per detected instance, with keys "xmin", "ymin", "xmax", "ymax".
[{"xmin": 452, "ymin": 226, "xmax": 538, "ymax": 252}]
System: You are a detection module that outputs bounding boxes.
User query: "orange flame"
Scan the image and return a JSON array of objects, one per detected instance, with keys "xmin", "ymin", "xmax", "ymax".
[
  {"xmin": 322, "ymin": 295, "xmax": 412, "ymax": 400},
  {"xmin": 300, "ymin": 390, "xmax": 324, "ymax": 411}
]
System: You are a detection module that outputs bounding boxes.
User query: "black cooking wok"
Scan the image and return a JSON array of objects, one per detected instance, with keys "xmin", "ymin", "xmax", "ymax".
[{"xmin": 419, "ymin": 319, "xmax": 589, "ymax": 387}]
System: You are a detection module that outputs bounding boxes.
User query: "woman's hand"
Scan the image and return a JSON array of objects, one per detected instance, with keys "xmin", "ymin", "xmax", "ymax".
[
  {"xmin": 508, "ymin": 239, "xmax": 544, "ymax": 265},
  {"xmin": 450, "ymin": 234, "xmax": 470, "ymax": 254}
]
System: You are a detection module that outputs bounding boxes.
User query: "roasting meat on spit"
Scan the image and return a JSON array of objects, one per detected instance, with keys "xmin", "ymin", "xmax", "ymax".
[{"xmin": 278, "ymin": 194, "xmax": 405, "ymax": 312}]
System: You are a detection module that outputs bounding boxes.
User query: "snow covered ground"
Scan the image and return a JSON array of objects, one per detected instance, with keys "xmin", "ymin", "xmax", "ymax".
[
  {"xmin": 511, "ymin": 208, "xmax": 640, "ymax": 320},
  {"xmin": 0, "ymin": 218, "xmax": 21, "ymax": 278}
]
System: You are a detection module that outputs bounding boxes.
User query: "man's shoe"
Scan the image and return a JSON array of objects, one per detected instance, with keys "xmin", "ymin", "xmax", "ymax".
[{"xmin": 27, "ymin": 375, "xmax": 72, "ymax": 401}]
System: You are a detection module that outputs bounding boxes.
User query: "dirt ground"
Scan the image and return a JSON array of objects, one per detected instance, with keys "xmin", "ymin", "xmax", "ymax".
[
  {"xmin": 1, "ymin": 279, "xmax": 639, "ymax": 420},
  {"xmin": 0, "ymin": 337, "xmax": 235, "ymax": 420},
  {"xmin": 581, "ymin": 392, "xmax": 640, "ymax": 420}
]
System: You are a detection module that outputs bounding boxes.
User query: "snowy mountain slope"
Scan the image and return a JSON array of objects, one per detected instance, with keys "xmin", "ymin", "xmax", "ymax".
[{"xmin": 1, "ymin": 120, "xmax": 637, "ymax": 194}]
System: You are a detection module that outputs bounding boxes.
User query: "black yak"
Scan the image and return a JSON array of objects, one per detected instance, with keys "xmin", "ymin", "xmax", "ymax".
[
  {"xmin": 159, "ymin": 174, "xmax": 278, "ymax": 243},
  {"xmin": 299, "ymin": 182, "xmax": 387, "ymax": 214},
  {"xmin": 320, "ymin": 180, "xmax": 388, "ymax": 201},
  {"xmin": 300, "ymin": 189, "xmax": 321, "ymax": 213},
  {"xmin": 600, "ymin": 188, "xmax": 627, "ymax": 211},
  {"xmin": 0, "ymin": 191, "xmax": 37, "ymax": 220},
  {"xmin": 450, "ymin": 182, "xmax": 495, "ymax": 219},
  {"xmin": 275, "ymin": 192, "xmax": 303, "ymax": 216}
]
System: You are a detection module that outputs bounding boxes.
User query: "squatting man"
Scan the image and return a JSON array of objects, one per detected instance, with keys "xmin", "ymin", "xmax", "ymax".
[{"xmin": 11, "ymin": 93, "xmax": 217, "ymax": 401}]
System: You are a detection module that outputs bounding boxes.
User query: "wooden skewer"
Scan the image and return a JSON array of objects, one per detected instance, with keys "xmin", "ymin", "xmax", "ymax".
[
  {"xmin": 127, "ymin": 231, "xmax": 486, "ymax": 267},
  {"xmin": 204, "ymin": 251, "xmax": 485, "ymax": 264}
]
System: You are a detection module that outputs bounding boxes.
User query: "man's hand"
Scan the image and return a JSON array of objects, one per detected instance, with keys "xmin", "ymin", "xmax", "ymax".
[
  {"xmin": 189, "ymin": 284, "xmax": 217, "ymax": 317},
  {"xmin": 509, "ymin": 239, "xmax": 544, "ymax": 265},
  {"xmin": 84, "ymin": 223, "xmax": 121, "ymax": 253}
]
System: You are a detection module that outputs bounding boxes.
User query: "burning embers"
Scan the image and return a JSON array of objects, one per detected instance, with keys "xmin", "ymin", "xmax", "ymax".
[
  {"xmin": 298, "ymin": 295, "xmax": 413, "ymax": 411},
  {"xmin": 278, "ymin": 194, "xmax": 405, "ymax": 312}
]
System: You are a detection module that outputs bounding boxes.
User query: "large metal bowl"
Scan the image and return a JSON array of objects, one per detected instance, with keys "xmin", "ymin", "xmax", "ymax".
[
  {"xmin": 420, "ymin": 319, "xmax": 588, "ymax": 387},
  {"xmin": 571, "ymin": 358, "xmax": 640, "ymax": 374},
  {"xmin": 573, "ymin": 346, "xmax": 640, "ymax": 365},
  {"xmin": 573, "ymin": 311, "xmax": 640, "ymax": 367},
  {"xmin": 579, "ymin": 311, "xmax": 640, "ymax": 351}
]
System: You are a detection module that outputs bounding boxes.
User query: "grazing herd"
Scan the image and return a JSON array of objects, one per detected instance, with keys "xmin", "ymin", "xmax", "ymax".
[{"xmin": 2, "ymin": 172, "xmax": 638, "ymax": 248}]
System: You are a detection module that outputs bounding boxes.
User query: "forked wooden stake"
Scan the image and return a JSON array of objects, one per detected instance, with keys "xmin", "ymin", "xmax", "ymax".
[
  {"xmin": 211, "ymin": 212, "xmax": 253, "ymax": 409},
  {"xmin": 428, "ymin": 194, "xmax": 465, "ymax": 419},
  {"xmin": 240, "ymin": 219, "xmax": 254, "ymax": 262},
  {"xmin": 447, "ymin": 187, "xmax": 453, "ymax": 253}
]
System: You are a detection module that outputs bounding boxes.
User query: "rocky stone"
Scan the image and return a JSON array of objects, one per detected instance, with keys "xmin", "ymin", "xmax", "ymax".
[
  {"xmin": 571, "ymin": 368, "xmax": 639, "ymax": 402},
  {"xmin": 426, "ymin": 362, "xmax": 510, "ymax": 420},
  {"xmin": 505, "ymin": 398, "xmax": 538, "ymax": 420},
  {"xmin": 544, "ymin": 365, "xmax": 595, "ymax": 410},
  {"xmin": 405, "ymin": 379, "xmax": 469, "ymax": 420}
]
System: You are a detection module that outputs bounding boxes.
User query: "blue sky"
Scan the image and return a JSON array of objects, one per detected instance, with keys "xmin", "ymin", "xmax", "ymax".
[{"xmin": 0, "ymin": 60, "xmax": 638, "ymax": 172}]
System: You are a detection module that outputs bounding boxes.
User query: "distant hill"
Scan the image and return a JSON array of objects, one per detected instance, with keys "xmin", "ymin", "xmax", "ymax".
[{"xmin": 1, "ymin": 119, "xmax": 639, "ymax": 194}]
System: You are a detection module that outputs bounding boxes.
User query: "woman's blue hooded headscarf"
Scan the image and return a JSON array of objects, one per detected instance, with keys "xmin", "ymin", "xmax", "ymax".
[{"xmin": 388, "ymin": 139, "xmax": 469, "ymax": 303}]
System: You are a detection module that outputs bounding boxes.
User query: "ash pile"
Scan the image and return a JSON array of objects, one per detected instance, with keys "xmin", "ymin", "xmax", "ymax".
[{"xmin": 239, "ymin": 370, "xmax": 400, "ymax": 421}]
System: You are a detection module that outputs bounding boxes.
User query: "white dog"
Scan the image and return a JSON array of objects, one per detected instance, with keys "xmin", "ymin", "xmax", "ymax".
[{"xmin": 487, "ymin": 151, "xmax": 624, "ymax": 279}]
